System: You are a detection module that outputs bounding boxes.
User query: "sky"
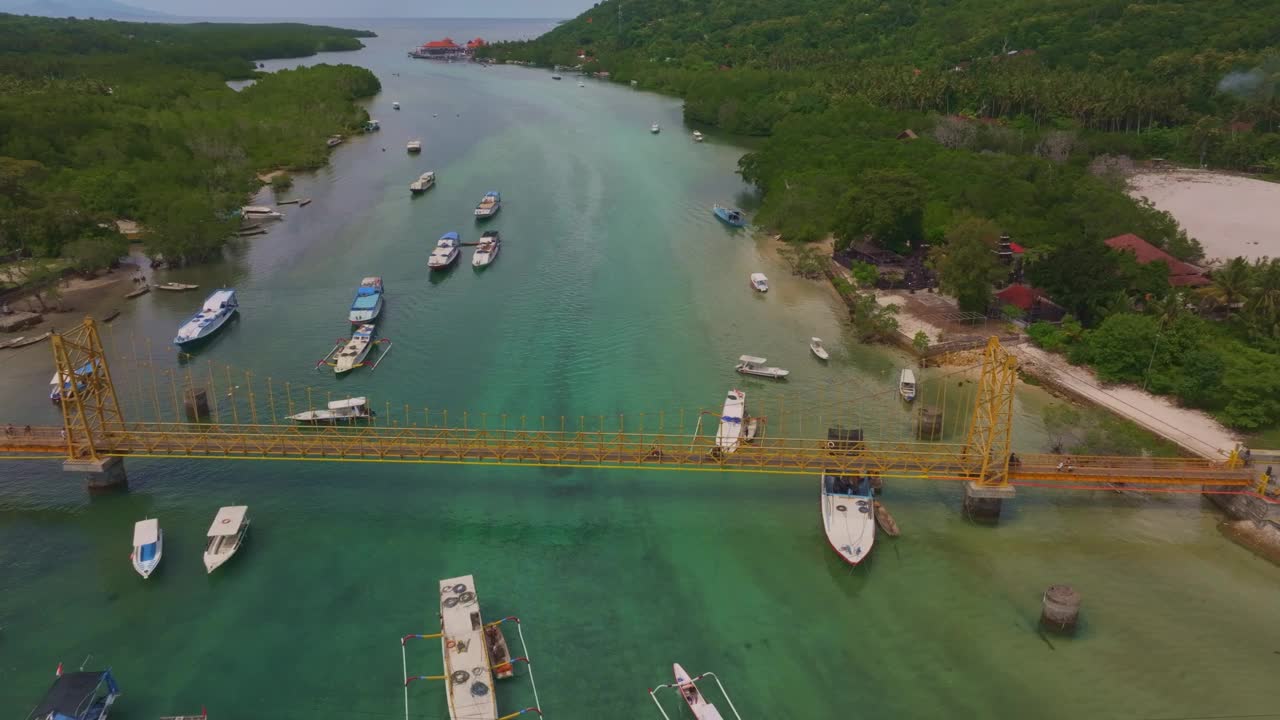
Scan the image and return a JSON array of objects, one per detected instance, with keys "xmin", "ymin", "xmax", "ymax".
[{"xmin": 121, "ymin": 0, "xmax": 594, "ymax": 18}]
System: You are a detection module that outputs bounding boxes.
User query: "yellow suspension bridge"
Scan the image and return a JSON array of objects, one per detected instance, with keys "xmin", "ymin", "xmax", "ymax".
[{"xmin": 0, "ymin": 318, "xmax": 1267, "ymax": 515}]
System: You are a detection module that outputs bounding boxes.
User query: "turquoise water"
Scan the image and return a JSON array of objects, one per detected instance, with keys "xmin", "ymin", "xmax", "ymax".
[{"xmin": 1, "ymin": 19, "xmax": 1277, "ymax": 720}]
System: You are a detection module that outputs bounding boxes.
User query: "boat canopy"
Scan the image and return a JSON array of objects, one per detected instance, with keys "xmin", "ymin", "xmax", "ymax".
[
  {"xmin": 739, "ymin": 355, "xmax": 767, "ymax": 364},
  {"xmin": 327, "ymin": 396, "xmax": 369, "ymax": 410},
  {"xmin": 440, "ymin": 231, "xmax": 459, "ymax": 241},
  {"xmin": 133, "ymin": 518, "xmax": 159, "ymax": 546},
  {"xmin": 207, "ymin": 505, "xmax": 248, "ymax": 537},
  {"xmin": 356, "ymin": 277, "xmax": 383, "ymax": 295},
  {"xmin": 28, "ymin": 670, "xmax": 119, "ymax": 720},
  {"xmin": 49, "ymin": 359, "xmax": 99, "ymax": 386},
  {"xmin": 203, "ymin": 289, "xmax": 236, "ymax": 312}
]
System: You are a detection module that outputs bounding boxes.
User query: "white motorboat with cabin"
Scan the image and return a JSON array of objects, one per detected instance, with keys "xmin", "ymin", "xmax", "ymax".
[
  {"xmin": 749, "ymin": 273, "xmax": 769, "ymax": 293},
  {"xmin": 348, "ymin": 276, "xmax": 384, "ymax": 323},
  {"xmin": 130, "ymin": 518, "xmax": 162, "ymax": 579},
  {"xmin": 899, "ymin": 368, "xmax": 917, "ymax": 402},
  {"xmin": 409, "ymin": 171, "xmax": 436, "ymax": 194},
  {"xmin": 48, "ymin": 359, "xmax": 98, "ymax": 403},
  {"xmin": 692, "ymin": 131, "xmax": 704, "ymax": 142},
  {"xmin": 735, "ymin": 355, "xmax": 789, "ymax": 379},
  {"xmin": 393, "ymin": 101, "xmax": 401, "ymax": 110},
  {"xmin": 473, "ymin": 191, "xmax": 501, "ymax": 218},
  {"xmin": 715, "ymin": 389, "xmax": 746, "ymax": 454},
  {"xmin": 173, "ymin": 289, "xmax": 238, "ymax": 346},
  {"xmin": 651, "ymin": 122, "xmax": 661, "ymax": 134},
  {"xmin": 472, "ymin": 231, "xmax": 500, "ymax": 267},
  {"xmin": 334, "ymin": 324, "xmax": 375, "ymax": 374},
  {"xmin": 821, "ymin": 473, "xmax": 876, "ymax": 566},
  {"xmin": 406, "ymin": 139, "xmax": 423, "ymax": 153},
  {"xmin": 240, "ymin": 206, "xmax": 283, "ymax": 223},
  {"xmin": 203, "ymin": 505, "xmax": 249, "ymax": 574},
  {"xmin": 429, "ymin": 232, "xmax": 461, "ymax": 269},
  {"xmin": 287, "ymin": 396, "xmax": 373, "ymax": 424},
  {"xmin": 810, "ymin": 337, "xmax": 829, "ymax": 361},
  {"xmin": 649, "ymin": 664, "xmax": 744, "ymax": 720},
  {"xmin": 438, "ymin": 575, "xmax": 497, "ymax": 720}
]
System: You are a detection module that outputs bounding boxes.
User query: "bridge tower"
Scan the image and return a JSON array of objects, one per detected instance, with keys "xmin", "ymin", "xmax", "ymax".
[
  {"xmin": 50, "ymin": 317, "xmax": 128, "ymax": 490},
  {"xmin": 961, "ymin": 336, "xmax": 1019, "ymax": 520}
]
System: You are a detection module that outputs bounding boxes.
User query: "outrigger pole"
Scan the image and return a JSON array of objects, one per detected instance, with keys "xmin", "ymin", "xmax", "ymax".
[
  {"xmin": 400, "ymin": 621, "xmax": 543, "ymax": 720},
  {"xmin": 401, "ymin": 633, "xmax": 442, "ymax": 720},
  {"xmin": 648, "ymin": 670, "xmax": 743, "ymax": 720}
]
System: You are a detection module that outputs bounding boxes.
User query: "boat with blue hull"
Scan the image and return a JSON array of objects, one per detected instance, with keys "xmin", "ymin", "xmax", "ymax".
[
  {"xmin": 713, "ymin": 205, "xmax": 746, "ymax": 227},
  {"xmin": 349, "ymin": 276, "xmax": 384, "ymax": 323},
  {"xmin": 27, "ymin": 668, "xmax": 120, "ymax": 720},
  {"xmin": 474, "ymin": 191, "xmax": 501, "ymax": 219},
  {"xmin": 173, "ymin": 289, "xmax": 238, "ymax": 347}
]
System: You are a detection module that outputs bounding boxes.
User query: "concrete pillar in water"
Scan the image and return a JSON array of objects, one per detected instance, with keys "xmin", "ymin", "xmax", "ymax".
[
  {"xmin": 63, "ymin": 456, "xmax": 127, "ymax": 492},
  {"xmin": 916, "ymin": 407, "xmax": 943, "ymax": 440},
  {"xmin": 1040, "ymin": 584, "xmax": 1082, "ymax": 634},
  {"xmin": 184, "ymin": 387, "xmax": 210, "ymax": 422},
  {"xmin": 962, "ymin": 481, "xmax": 1015, "ymax": 523}
]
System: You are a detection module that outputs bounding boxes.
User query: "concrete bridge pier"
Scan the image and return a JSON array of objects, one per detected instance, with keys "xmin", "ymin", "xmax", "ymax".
[
  {"xmin": 63, "ymin": 456, "xmax": 127, "ymax": 492},
  {"xmin": 963, "ymin": 481, "xmax": 1016, "ymax": 523}
]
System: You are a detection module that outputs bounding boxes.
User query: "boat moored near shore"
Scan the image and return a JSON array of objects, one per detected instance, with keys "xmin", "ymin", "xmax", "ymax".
[
  {"xmin": 348, "ymin": 276, "xmax": 384, "ymax": 323},
  {"xmin": 131, "ymin": 518, "xmax": 163, "ymax": 579},
  {"xmin": 735, "ymin": 355, "xmax": 789, "ymax": 379},
  {"xmin": 713, "ymin": 205, "xmax": 746, "ymax": 227},
  {"xmin": 173, "ymin": 289, "xmax": 238, "ymax": 346},
  {"xmin": 899, "ymin": 368, "xmax": 917, "ymax": 402},
  {"xmin": 203, "ymin": 505, "xmax": 249, "ymax": 574},
  {"xmin": 821, "ymin": 473, "xmax": 876, "ymax": 566},
  {"xmin": 749, "ymin": 272, "xmax": 769, "ymax": 292},
  {"xmin": 715, "ymin": 389, "xmax": 746, "ymax": 454}
]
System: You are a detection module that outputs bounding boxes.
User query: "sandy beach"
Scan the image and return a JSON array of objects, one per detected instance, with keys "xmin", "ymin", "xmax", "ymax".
[{"xmin": 1128, "ymin": 169, "xmax": 1280, "ymax": 263}]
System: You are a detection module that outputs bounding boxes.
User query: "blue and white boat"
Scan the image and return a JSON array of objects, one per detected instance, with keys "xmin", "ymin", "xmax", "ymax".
[
  {"xmin": 49, "ymin": 359, "xmax": 98, "ymax": 404},
  {"xmin": 473, "ymin": 191, "xmax": 501, "ymax": 219},
  {"xmin": 821, "ymin": 473, "xmax": 876, "ymax": 566},
  {"xmin": 713, "ymin": 205, "xmax": 746, "ymax": 227},
  {"xmin": 428, "ymin": 232, "xmax": 461, "ymax": 269},
  {"xmin": 348, "ymin": 277, "xmax": 384, "ymax": 323},
  {"xmin": 173, "ymin": 289, "xmax": 238, "ymax": 346},
  {"xmin": 27, "ymin": 667, "xmax": 120, "ymax": 720},
  {"xmin": 131, "ymin": 518, "xmax": 162, "ymax": 579}
]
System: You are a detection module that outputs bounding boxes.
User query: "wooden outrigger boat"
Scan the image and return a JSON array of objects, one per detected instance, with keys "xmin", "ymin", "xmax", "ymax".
[
  {"xmin": 156, "ymin": 282, "xmax": 199, "ymax": 292},
  {"xmin": 125, "ymin": 284, "xmax": 150, "ymax": 299},
  {"xmin": 648, "ymin": 664, "xmax": 743, "ymax": 719},
  {"xmin": 400, "ymin": 575, "xmax": 543, "ymax": 720},
  {"xmin": 0, "ymin": 331, "xmax": 50, "ymax": 350}
]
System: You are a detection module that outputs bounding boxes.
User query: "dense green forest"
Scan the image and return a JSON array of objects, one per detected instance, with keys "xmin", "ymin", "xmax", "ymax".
[
  {"xmin": 0, "ymin": 14, "xmax": 378, "ymax": 271},
  {"xmin": 486, "ymin": 0, "xmax": 1280, "ymax": 432}
]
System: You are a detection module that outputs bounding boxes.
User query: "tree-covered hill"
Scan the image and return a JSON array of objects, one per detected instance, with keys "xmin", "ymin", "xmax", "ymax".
[{"xmin": 0, "ymin": 15, "xmax": 379, "ymax": 266}]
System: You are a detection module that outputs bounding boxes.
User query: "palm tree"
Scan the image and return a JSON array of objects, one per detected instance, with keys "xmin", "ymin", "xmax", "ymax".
[
  {"xmin": 1200, "ymin": 256, "xmax": 1251, "ymax": 312},
  {"xmin": 1245, "ymin": 258, "xmax": 1280, "ymax": 337}
]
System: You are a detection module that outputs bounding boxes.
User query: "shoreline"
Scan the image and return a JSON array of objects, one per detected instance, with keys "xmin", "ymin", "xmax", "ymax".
[{"xmin": 1127, "ymin": 168, "xmax": 1280, "ymax": 263}]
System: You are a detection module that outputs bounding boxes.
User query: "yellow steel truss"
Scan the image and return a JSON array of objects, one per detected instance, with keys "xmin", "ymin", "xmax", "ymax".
[
  {"xmin": 49, "ymin": 317, "xmax": 126, "ymax": 461},
  {"xmin": 0, "ymin": 320, "xmax": 1253, "ymax": 492}
]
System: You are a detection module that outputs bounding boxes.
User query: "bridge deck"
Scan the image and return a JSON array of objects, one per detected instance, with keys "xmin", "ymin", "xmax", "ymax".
[{"xmin": 1, "ymin": 423, "xmax": 1258, "ymax": 490}]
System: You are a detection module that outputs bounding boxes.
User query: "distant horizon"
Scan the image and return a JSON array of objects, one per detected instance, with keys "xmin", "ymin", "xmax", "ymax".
[{"xmin": 82, "ymin": 0, "xmax": 593, "ymax": 20}]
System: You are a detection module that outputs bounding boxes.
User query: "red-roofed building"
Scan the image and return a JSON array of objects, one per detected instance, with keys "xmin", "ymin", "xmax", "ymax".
[
  {"xmin": 466, "ymin": 38, "xmax": 486, "ymax": 50},
  {"xmin": 411, "ymin": 37, "xmax": 466, "ymax": 59},
  {"xmin": 1104, "ymin": 234, "xmax": 1208, "ymax": 287},
  {"xmin": 995, "ymin": 284, "xmax": 1065, "ymax": 322}
]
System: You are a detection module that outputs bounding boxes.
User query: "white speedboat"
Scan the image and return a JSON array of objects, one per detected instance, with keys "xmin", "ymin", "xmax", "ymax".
[
  {"xmin": 173, "ymin": 289, "xmax": 238, "ymax": 346},
  {"xmin": 651, "ymin": 122, "xmax": 661, "ymax": 134},
  {"xmin": 473, "ymin": 231, "xmax": 501, "ymax": 267},
  {"xmin": 749, "ymin": 273, "xmax": 768, "ymax": 292},
  {"xmin": 131, "ymin": 518, "xmax": 162, "ymax": 579},
  {"xmin": 334, "ymin": 324, "xmax": 375, "ymax": 374},
  {"xmin": 429, "ymin": 232, "xmax": 461, "ymax": 269},
  {"xmin": 348, "ymin": 276, "xmax": 384, "ymax": 323},
  {"xmin": 578, "ymin": 81, "xmax": 585, "ymax": 87},
  {"xmin": 287, "ymin": 396, "xmax": 373, "ymax": 424},
  {"xmin": 715, "ymin": 389, "xmax": 746, "ymax": 454},
  {"xmin": 821, "ymin": 473, "xmax": 876, "ymax": 566},
  {"xmin": 409, "ymin": 171, "xmax": 436, "ymax": 194},
  {"xmin": 240, "ymin": 206, "xmax": 283, "ymax": 223},
  {"xmin": 406, "ymin": 140, "xmax": 423, "ymax": 153},
  {"xmin": 439, "ymin": 575, "xmax": 498, "ymax": 720},
  {"xmin": 899, "ymin": 368, "xmax": 917, "ymax": 402},
  {"xmin": 473, "ymin": 191, "xmax": 501, "ymax": 218},
  {"xmin": 393, "ymin": 101, "xmax": 401, "ymax": 110},
  {"xmin": 810, "ymin": 337, "xmax": 829, "ymax": 361},
  {"xmin": 203, "ymin": 505, "xmax": 249, "ymax": 574},
  {"xmin": 736, "ymin": 355, "xmax": 789, "ymax": 379},
  {"xmin": 552, "ymin": 74, "xmax": 562, "ymax": 80},
  {"xmin": 692, "ymin": 131, "xmax": 704, "ymax": 142}
]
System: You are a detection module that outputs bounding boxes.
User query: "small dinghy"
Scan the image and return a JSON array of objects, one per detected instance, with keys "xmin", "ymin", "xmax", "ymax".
[
  {"xmin": 736, "ymin": 355, "xmax": 789, "ymax": 379},
  {"xmin": 131, "ymin": 518, "xmax": 163, "ymax": 579},
  {"xmin": 406, "ymin": 140, "xmax": 423, "ymax": 153},
  {"xmin": 651, "ymin": 122, "xmax": 661, "ymax": 134},
  {"xmin": 821, "ymin": 473, "xmax": 876, "ymax": 566},
  {"xmin": 648, "ymin": 663, "xmax": 744, "ymax": 719},
  {"xmin": 874, "ymin": 500, "xmax": 900, "ymax": 537},
  {"xmin": 809, "ymin": 337, "xmax": 829, "ymax": 361},
  {"xmin": 156, "ymin": 282, "xmax": 199, "ymax": 292},
  {"xmin": 692, "ymin": 131, "xmax": 704, "ymax": 142}
]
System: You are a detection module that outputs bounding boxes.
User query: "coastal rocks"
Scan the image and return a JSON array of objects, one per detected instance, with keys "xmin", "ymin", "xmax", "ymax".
[{"xmin": 1040, "ymin": 584, "xmax": 1082, "ymax": 634}]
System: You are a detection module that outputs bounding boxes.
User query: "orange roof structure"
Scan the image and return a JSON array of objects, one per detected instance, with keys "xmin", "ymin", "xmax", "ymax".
[{"xmin": 1105, "ymin": 234, "xmax": 1208, "ymax": 287}]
